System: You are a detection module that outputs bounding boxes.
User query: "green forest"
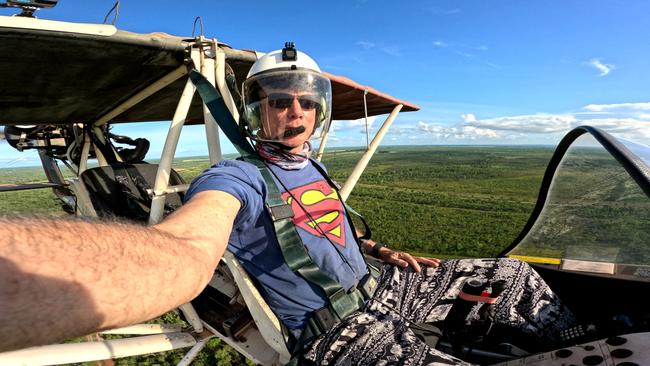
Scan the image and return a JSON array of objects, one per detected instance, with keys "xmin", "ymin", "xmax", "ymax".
[{"xmin": 0, "ymin": 146, "xmax": 554, "ymax": 258}]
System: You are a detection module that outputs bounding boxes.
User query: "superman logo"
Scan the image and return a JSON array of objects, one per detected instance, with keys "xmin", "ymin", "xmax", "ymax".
[{"xmin": 282, "ymin": 180, "xmax": 346, "ymax": 246}]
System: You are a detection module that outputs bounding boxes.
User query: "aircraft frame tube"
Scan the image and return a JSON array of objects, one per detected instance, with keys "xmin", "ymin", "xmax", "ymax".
[
  {"xmin": 221, "ymin": 251, "xmax": 290, "ymax": 362},
  {"xmin": 91, "ymin": 127, "xmax": 110, "ymax": 166},
  {"xmin": 148, "ymin": 49, "xmax": 200, "ymax": 225},
  {"xmin": 339, "ymin": 104, "xmax": 403, "ymax": 201},
  {"xmin": 216, "ymin": 47, "xmax": 241, "ymax": 122},
  {"xmin": 145, "ymin": 184, "xmax": 190, "ymax": 196},
  {"xmin": 78, "ymin": 131, "xmax": 91, "ymax": 174},
  {"xmin": 100, "ymin": 323, "xmax": 184, "ymax": 335},
  {"xmin": 203, "ymin": 44, "xmax": 222, "ymax": 164},
  {"xmin": 178, "ymin": 303, "xmax": 203, "ymax": 334},
  {"xmin": 176, "ymin": 338, "xmax": 211, "ymax": 366},
  {"xmin": 0, "ymin": 333, "xmax": 196, "ymax": 366},
  {"xmin": 316, "ymin": 125, "xmax": 331, "ymax": 162},
  {"xmin": 148, "ymin": 47, "xmax": 206, "ymax": 335}
]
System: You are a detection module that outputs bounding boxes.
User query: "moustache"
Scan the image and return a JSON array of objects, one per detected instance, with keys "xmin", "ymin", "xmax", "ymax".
[{"xmin": 282, "ymin": 125, "xmax": 306, "ymax": 138}]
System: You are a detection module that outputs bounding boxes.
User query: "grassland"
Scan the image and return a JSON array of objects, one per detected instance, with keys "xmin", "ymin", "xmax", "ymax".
[{"xmin": 0, "ymin": 166, "xmax": 71, "ymax": 215}]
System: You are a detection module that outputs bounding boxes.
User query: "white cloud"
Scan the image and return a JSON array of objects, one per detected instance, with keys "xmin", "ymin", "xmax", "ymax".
[
  {"xmin": 466, "ymin": 114, "xmax": 577, "ymax": 133},
  {"xmin": 583, "ymin": 102, "xmax": 650, "ymax": 112},
  {"xmin": 587, "ymin": 58, "xmax": 615, "ymax": 76},
  {"xmin": 0, "ymin": 150, "xmax": 42, "ymax": 168},
  {"xmin": 381, "ymin": 46, "xmax": 401, "ymax": 57},
  {"xmin": 460, "ymin": 111, "xmax": 650, "ymax": 142},
  {"xmin": 575, "ymin": 118, "xmax": 650, "ymax": 138},
  {"xmin": 0, "ymin": 155, "xmax": 33, "ymax": 164},
  {"xmin": 318, "ymin": 134, "xmax": 340, "ymax": 144},
  {"xmin": 431, "ymin": 41, "xmax": 495, "ymax": 68},
  {"xmin": 332, "ymin": 116, "xmax": 377, "ymax": 131},
  {"xmin": 455, "ymin": 51, "xmax": 475, "ymax": 58},
  {"xmin": 356, "ymin": 41, "xmax": 400, "ymax": 56},
  {"xmin": 417, "ymin": 121, "xmax": 498, "ymax": 140},
  {"xmin": 357, "ymin": 41, "xmax": 375, "ymax": 50},
  {"xmin": 461, "ymin": 113, "xmax": 477, "ymax": 123}
]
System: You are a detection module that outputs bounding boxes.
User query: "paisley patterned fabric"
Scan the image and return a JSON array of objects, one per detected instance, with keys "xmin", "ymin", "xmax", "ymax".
[{"xmin": 302, "ymin": 258, "xmax": 575, "ymax": 365}]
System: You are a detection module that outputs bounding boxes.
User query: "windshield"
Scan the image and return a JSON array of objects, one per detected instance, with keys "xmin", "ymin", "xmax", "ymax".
[
  {"xmin": 508, "ymin": 134, "xmax": 650, "ymax": 278},
  {"xmin": 622, "ymin": 138, "xmax": 650, "ymax": 169}
]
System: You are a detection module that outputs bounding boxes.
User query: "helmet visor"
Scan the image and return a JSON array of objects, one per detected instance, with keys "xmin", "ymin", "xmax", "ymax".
[{"xmin": 243, "ymin": 70, "xmax": 332, "ymax": 144}]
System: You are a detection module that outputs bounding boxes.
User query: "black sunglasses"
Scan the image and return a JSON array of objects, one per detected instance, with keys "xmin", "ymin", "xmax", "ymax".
[{"xmin": 267, "ymin": 93, "xmax": 319, "ymax": 110}]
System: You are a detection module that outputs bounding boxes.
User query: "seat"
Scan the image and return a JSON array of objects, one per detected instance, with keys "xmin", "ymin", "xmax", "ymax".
[{"xmin": 79, "ymin": 163, "xmax": 184, "ymax": 222}]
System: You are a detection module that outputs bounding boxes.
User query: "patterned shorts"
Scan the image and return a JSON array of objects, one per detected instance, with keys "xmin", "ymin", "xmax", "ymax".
[{"xmin": 301, "ymin": 258, "xmax": 575, "ymax": 366}]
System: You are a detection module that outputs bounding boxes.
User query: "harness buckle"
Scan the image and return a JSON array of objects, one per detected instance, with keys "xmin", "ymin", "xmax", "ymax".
[
  {"xmin": 267, "ymin": 203, "xmax": 294, "ymax": 221},
  {"xmin": 359, "ymin": 272, "xmax": 378, "ymax": 299},
  {"xmin": 311, "ymin": 288, "xmax": 363, "ymax": 334},
  {"xmin": 312, "ymin": 306, "xmax": 339, "ymax": 332}
]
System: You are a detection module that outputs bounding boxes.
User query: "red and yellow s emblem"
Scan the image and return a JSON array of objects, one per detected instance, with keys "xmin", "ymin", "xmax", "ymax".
[{"xmin": 282, "ymin": 181, "xmax": 346, "ymax": 246}]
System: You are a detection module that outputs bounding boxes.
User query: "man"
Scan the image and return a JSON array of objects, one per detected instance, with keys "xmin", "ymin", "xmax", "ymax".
[
  {"xmin": 184, "ymin": 45, "xmax": 574, "ymax": 365},
  {"xmin": 185, "ymin": 44, "xmax": 442, "ymax": 338},
  {"xmin": 0, "ymin": 45, "xmax": 573, "ymax": 365}
]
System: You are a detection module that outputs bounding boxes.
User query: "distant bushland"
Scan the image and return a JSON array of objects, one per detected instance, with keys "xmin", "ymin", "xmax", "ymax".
[{"xmin": 0, "ymin": 146, "xmax": 552, "ymax": 257}]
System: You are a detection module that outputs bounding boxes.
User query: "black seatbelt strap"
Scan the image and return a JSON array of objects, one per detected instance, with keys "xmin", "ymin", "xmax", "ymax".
[{"xmin": 89, "ymin": 130, "xmax": 119, "ymax": 164}]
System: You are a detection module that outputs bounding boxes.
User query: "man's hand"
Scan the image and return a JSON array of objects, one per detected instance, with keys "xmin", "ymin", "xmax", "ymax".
[
  {"xmin": 376, "ymin": 247, "xmax": 440, "ymax": 273},
  {"xmin": 358, "ymin": 235, "xmax": 440, "ymax": 273}
]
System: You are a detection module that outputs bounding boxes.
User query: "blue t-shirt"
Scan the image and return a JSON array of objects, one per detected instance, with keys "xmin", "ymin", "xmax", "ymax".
[{"xmin": 184, "ymin": 159, "xmax": 368, "ymax": 329}]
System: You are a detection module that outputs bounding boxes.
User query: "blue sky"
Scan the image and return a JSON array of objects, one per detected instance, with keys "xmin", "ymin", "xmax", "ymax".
[{"xmin": 2, "ymin": 0, "xmax": 650, "ymax": 167}]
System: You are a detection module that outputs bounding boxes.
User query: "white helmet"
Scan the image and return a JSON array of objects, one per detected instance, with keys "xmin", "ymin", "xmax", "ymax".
[{"xmin": 242, "ymin": 43, "xmax": 332, "ymax": 145}]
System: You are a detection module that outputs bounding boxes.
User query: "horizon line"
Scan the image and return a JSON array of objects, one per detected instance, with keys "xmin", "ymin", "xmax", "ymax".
[{"xmin": 0, "ymin": 144, "xmax": 562, "ymax": 170}]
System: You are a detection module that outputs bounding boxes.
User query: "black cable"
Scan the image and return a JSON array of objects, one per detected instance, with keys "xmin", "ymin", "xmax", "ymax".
[
  {"xmin": 103, "ymin": 1, "xmax": 119, "ymax": 25},
  {"xmin": 192, "ymin": 16, "xmax": 204, "ymax": 38}
]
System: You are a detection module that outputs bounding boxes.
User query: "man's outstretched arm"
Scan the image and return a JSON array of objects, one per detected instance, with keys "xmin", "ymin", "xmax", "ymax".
[{"xmin": 0, "ymin": 190, "xmax": 240, "ymax": 352}]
